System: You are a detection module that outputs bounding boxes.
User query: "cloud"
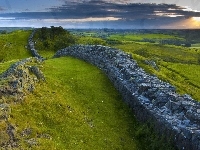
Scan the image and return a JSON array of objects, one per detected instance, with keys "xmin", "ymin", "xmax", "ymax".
[
  {"xmin": 0, "ymin": 6, "xmax": 4, "ymax": 11},
  {"xmin": 47, "ymin": 1, "xmax": 200, "ymax": 19},
  {"xmin": 0, "ymin": 0, "xmax": 200, "ymax": 28}
]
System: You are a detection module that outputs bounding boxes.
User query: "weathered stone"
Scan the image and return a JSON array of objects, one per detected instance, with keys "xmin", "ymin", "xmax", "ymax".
[
  {"xmin": 166, "ymin": 100, "xmax": 183, "ymax": 113},
  {"xmin": 144, "ymin": 60, "xmax": 159, "ymax": 71},
  {"xmin": 25, "ymin": 138, "xmax": 38, "ymax": 146},
  {"xmin": 138, "ymin": 83, "xmax": 151, "ymax": 94},
  {"xmin": 0, "ymin": 57, "xmax": 45, "ymax": 100},
  {"xmin": 28, "ymin": 30, "xmax": 44, "ymax": 60},
  {"xmin": 6, "ymin": 124, "xmax": 15, "ymax": 141},
  {"xmin": 21, "ymin": 128, "xmax": 32, "ymax": 137},
  {"xmin": 28, "ymin": 66, "xmax": 45, "ymax": 81}
]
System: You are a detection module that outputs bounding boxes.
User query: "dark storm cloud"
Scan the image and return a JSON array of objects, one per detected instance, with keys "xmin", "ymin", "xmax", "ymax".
[
  {"xmin": 47, "ymin": 1, "xmax": 200, "ymax": 19},
  {"xmin": 0, "ymin": 0, "xmax": 200, "ymax": 28},
  {"xmin": 1, "ymin": 0, "xmax": 200, "ymax": 20}
]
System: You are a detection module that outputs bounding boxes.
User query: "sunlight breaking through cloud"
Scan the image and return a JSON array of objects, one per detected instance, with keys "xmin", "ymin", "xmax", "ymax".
[{"xmin": 0, "ymin": 1, "xmax": 200, "ymax": 28}]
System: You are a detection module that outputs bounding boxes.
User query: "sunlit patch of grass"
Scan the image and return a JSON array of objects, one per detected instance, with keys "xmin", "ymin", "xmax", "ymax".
[
  {"xmin": 114, "ymin": 43, "xmax": 198, "ymax": 64},
  {"xmin": 192, "ymin": 43, "xmax": 200, "ymax": 48},
  {"xmin": 8, "ymin": 57, "xmax": 175, "ymax": 149},
  {"xmin": 0, "ymin": 30, "xmax": 178, "ymax": 149},
  {"xmin": 9, "ymin": 57, "xmax": 137, "ymax": 149},
  {"xmin": 37, "ymin": 50, "xmax": 55, "ymax": 59},
  {"xmin": 0, "ymin": 30, "xmax": 32, "ymax": 61},
  {"xmin": 110, "ymin": 42, "xmax": 200, "ymax": 101},
  {"xmin": 157, "ymin": 62, "xmax": 200, "ymax": 100},
  {"xmin": 76, "ymin": 36, "xmax": 107, "ymax": 45},
  {"xmin": 108, "ymin": 33, "xmax": 183, "ymax": 43}
]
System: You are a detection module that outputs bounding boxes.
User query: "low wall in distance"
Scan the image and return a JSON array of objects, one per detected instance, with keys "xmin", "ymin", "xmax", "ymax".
[
  {"xmin": 28, "ymin": 29, "xmax": 44, "ymax": 60},
  {"xmin": 53, "ymin": 45, "xmax": 200, "ymax": 150}
]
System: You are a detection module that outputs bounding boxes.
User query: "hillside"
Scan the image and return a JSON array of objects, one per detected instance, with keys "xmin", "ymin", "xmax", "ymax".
[
  {"xmin": 0, "ymin": 30, "xmax": 32, "ymax": 62},
  {"xmin": 71, "ymin": 29, "xmax": 200, "ymax": 101},
  {"xmin": 1, "ymin": 28, "xmax": 200, "ymax": 149}
]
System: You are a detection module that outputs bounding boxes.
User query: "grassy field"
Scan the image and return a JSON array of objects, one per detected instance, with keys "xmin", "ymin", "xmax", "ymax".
[
  {"xmin": 108, "ymin": 33, "xmax": 183, "ymax": 43},
  {"xmin": 115, "ymin": 43, "xmax": 198, "ymax": 64},
  {"xmin": 38, "ymin": 51, "xmax": 55, "ymax": 59},
  {"xmin": 0, "ymin": 29, "xmax": 176, "ymax": 149},
  {"xmin": 1, "ymin": 29, "xmax": 199, "ymax": 149},
  {"xmin": 6, "ymin": 57, "xmax": 175, "ymax": 149},
  {"xmin": 76, "ymin": 36, "xmax": 107, "ymax": 45},
  {"xmin": 191, "ymin": 43, "xmax": 200, "ymax": 49},
  {"xmin": 159, "ymin": 62, "xmax": 200, "ymax": 97},
  {"xmin": 0, "ymin": 30, "xmax": 32, "ymax": 62},
  {"xmin": 111, "ymin": 42, "xmax": 200, "ymax": 101}
]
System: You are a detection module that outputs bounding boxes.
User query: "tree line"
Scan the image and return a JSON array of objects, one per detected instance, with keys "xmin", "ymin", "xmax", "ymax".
[{"xmin": 34, "ymin": 26, "xmax": 76, "ymax": 51}]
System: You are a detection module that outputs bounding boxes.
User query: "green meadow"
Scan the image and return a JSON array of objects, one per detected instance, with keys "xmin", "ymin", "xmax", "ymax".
[
  {"xmin": 1, "ymin": 28, "xmax": 199, "ymax": 149},
  {"xmin": 0, "ymin": 30, "xmax": 32, "ymax": 62},
  {"xmin": 108, "ymin": 39, "xmax": 200, "ymax": 101},
  {"xmin": 1, "ymin": 56, "xmax": 175, "ymax": 149},
  {"xmin": 108, "ymin": 33, "xmax": 183, "ymax": 43}
]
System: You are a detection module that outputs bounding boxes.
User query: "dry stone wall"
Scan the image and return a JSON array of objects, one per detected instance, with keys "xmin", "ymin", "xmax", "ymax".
[
  {"xmin": 53, "ymin": 45, "xmax": 200, "ymax": 150},
  {"xmin": 28, "ymin": 29, "xmax": 44, "ymax": 60}
]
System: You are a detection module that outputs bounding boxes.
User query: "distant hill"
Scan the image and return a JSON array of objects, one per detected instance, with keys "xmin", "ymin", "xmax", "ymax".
[{"xmin": 0, "ymin": 27, "xmax": 33, "ymax": 33}]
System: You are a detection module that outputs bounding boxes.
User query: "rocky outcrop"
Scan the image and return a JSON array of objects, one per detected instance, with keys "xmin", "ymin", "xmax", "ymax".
[
  {"xmin": 0, "ymin": 57, "xmax": 45, "ymax": 148},
  {"xmin": 0, "ymin": 57, "xmax": 45, "ymax": 100},
  {"xmin": 53, "ymin": 45, "xmax": 200, "ymax": 150},
  {"xmin": 144, "ymin": 59, "xmax": 159, "ymax": 71}
]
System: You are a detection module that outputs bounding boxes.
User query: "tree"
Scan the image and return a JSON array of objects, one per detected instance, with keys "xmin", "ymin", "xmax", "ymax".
[
  {"xmin": 198, "ymin": 54, "xmax": 200, "ymax": 65},
  {"xmin": 35, "ymin": 26, "xmax": 76, "ymax": 51},
  {"xmin": 40, "ymin": 27, "xmax": 48, "ymax": 40},
  {"xmin": 0, "ymin": 30, "xmax": 7, "ymax": 34}
]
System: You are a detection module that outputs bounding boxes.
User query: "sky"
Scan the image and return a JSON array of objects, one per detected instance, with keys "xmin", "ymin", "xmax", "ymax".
[{"xmin": 0, "ymin": 0, "xmax": 200, "ymax": 29}]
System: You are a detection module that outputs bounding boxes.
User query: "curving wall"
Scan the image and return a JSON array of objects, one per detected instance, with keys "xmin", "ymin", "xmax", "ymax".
[
  {"xmin": 53, "ymin": 45, "xmax": 200, "ymax": 150},
  {"xmin": 27, "ymin": 30, "xmax": 200, "ymax": 150},
  {"xmin": 28, "ymin": 29, "xmax": 44, "ymax": 60}
]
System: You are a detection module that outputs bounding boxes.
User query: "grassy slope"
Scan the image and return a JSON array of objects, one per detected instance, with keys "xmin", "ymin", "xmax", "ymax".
[
  {"xmin": 2, "ymin": 57, "xmax": 173, "ymax": 150},
  {"xmin": 111, "ymin": 42, "xmax": 200, "ymax": 101},
  {"xmin": 159, "ymin": 62, "xmax": 200, "ymax": 98},
  {"xmin": 1, "ymin": 30, "xmax": 187, "ymax": 149},
  {"xmin": 0, "ymin": 30, "xmax": 32, "ymax": 62},
  {"xmin": 0, "ymin": 30, "xmax": 32, "ymax": 74},
  {"xmin": 115, "ymin": 43, "xmax": 198, "ymax": 64},
  {"xmin": 76, "ymin": 36, "xmax": 107, "ymax": 45}
]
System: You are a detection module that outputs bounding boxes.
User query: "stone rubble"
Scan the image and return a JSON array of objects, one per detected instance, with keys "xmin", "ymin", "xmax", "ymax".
[
  {"xmin": 0, "ymin": 57, "xmax": 45, "ymax": 148},
  {"xmin": 0, "ymin": 57, "xmax": 45, "ymax": 100},
  {"xmin": 53, "ymin": 44, "xmax": 200, "ymax": 150},
  {"xmin": 144, "ymin": 60, "xmax": 159, "ymax": 71}
]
